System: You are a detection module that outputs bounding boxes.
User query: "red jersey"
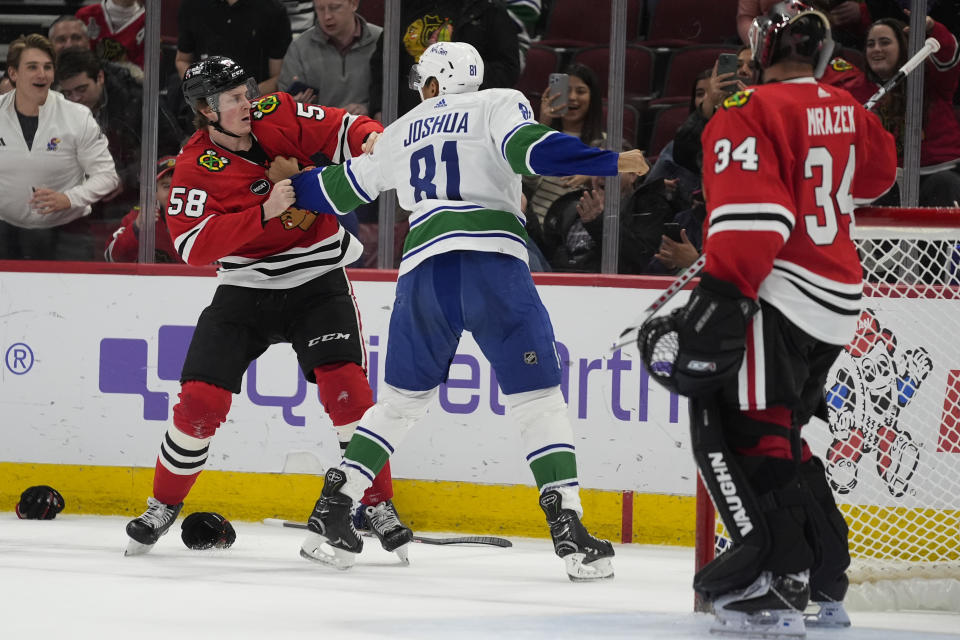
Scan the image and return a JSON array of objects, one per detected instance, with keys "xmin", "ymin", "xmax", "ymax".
[
  {"xmin": 166, "ymin": 92, "xmax": 382, "ymax": 289},
  {"xmin": 848, "ymin": 21, "xmax": 960, "ymax": 170},
  {"xmin": 104, "ymin": 206, "xmax": 182, "ymax": 263},
  {"xmin": 76, "ymin": 1, "xmax": 146, "ymax": 68},
  {"xmin": 819, "ymin": 57, "xmax": 864, "ymax": 92},
  {"xmin": 701, "ymin": 78, "xmax": 897, "ymax": 345}
]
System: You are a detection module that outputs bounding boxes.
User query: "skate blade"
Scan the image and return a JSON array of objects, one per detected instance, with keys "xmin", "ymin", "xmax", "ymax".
[
  {"xmin": 394, "ymin": 543, "xmax": 410, "ymax": 565},
  {"xmin": 803, "ymin": 602, "xmax": 851, "ymax": 628},
  {"xmin": 564, "ymin": 554, "xmax": 614, "ymax": 582},
  {"xmin": 711, "ymin": 609, "xmax": 805, "ymax": 638},
  {"xmin": 124, "ymin": 539, "xmax": 155, "ymax": 556},
  {"xmin": 299, "ymin": 532, "xmax": 357, "ymax": 570}
]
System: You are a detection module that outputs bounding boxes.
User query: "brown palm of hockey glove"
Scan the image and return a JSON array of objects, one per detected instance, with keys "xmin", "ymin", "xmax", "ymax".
[
  {"xmin": 280, "ymin": 207, "xmax": 318, "ymax": 231},
  {"xmin": 16, "ymin": 485, "xmax": 65, "ymax": 519}
]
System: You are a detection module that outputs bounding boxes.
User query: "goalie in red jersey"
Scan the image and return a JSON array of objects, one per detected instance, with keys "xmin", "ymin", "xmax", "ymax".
[
  {"xmin": 124, "ymin": 57, "xmax": 413, "ymax": 560},
  {"xmin": 638, "ymin": 1, "xmax": 897, "ymax": 635}
]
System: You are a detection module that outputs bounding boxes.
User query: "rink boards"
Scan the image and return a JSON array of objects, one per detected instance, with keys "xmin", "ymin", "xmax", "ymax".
[{"xmin": 0, "ymin": 264, "xmax": 695, "ymax": 544}]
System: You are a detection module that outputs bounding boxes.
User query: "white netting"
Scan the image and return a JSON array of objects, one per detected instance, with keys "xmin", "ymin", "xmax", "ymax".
[{"xmin": 709, "ymin": 207, "xmax": 960, "ymax": 610}]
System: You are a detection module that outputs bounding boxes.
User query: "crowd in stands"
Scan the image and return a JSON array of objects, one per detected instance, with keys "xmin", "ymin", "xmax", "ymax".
[{"xmin": 1, "ymin": 0, "xmax": 958, "ymax": 271}]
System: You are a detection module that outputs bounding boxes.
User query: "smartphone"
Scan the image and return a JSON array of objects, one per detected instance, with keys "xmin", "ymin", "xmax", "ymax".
[
  {"xmin": 663, "ymin": 222, "xmax": 683, "ymax": 242},
  {"xmin": 716, "ymin": 53, "xmax": 740, "ymax": 93},
  {"xmin": 547, "ymin": 73, "xmax": 569, "ymax": 116},
  {"xmin": 287, "ymin": 80, "xmax": 314, "ymax": 95}
]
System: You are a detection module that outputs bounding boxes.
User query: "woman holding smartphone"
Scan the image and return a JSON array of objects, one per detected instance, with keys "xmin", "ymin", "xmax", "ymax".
[{"xmin": 524, "ymin": 64, "xmax": 605, "ymax": 229}]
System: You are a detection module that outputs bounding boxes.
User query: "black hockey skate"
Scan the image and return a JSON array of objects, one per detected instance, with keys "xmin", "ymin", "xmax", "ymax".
[
  {"xmin": 300, "ymin": 468, "xmax": 363, "ymax": 570},
  {"xmin": 125, "ymin": 497, "xmax": 184, "ymax": 556},
  {"xmin": 359, "ymin": 500, "xmax": 413, "ymax": 564},
  {"xmin": 539, "ymin": 490, "xmax": 614, "ymax": 581},
  {"xmin": 712, "ymin": 571, "xmax": 809, "ymax": 638}
]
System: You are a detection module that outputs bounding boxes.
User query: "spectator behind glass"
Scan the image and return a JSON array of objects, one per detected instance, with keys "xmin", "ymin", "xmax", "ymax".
[
  {"xmin": 75, "ymin": 0, "xmax": 145, "ymax": 69},
  {"xmin": 849, "ymin": 16, "xmax": 960, "ymax": 207},
  {"xmin": 175, "ymin": 0, "xmax": 293, "ymax": 96},
  {"xmin": 48, "ymin": 15, "xmax": 91, "ymax": 56},
  {"xmin": 278, "ymin": 0, "xmax": 382, "ymax": 114},
  {"xmin": 504, "ymin": 0, "xmax": 542, "ymax": 72},
  {"xmin": 56, "ymin": 47, "xmax": 185, "ymax": 224},
  {"xmin": 524, "ymin": 63, "xmax": 604, "ymax": 228},
  {"xmin": 368, "ymin": 1, "xmax": 520, "ymax": 119},
  {"xmin": 105, "ymin": 156, "xmax": 183, "ymax": 263},
  {"xmin": 0, "ymin": 34, "xmax": 119, "ymax": 260},
  {"xmin": 539, "ymin": 150, "xmax": 651, "ymax": 274}
]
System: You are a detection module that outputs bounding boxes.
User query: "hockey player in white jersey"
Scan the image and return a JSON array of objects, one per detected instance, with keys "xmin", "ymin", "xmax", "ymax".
[{"xmin": 289, "ymin": 41, "xmax": 650, "ymax": 579}]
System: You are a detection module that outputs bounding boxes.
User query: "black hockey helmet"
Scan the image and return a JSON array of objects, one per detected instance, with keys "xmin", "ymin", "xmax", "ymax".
[
  {"xmin": 749, "ymin": 1, "xmax": 835, "ymax": 78},
  {"xmin": 182, "ymin": 56, "xmax": 259, "ymax": 113}
]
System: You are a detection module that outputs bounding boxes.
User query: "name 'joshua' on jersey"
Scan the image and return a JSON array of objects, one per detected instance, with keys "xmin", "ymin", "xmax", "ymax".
[{"xmin": 402, "ymin": 111, "xmax": 470, "ymax": 147}]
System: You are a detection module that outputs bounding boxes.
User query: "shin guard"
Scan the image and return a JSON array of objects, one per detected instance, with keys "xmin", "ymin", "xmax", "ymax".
[
  {"xmin": 506, "ymin": 387, "xmax": 582, "ymax": 515},
  {"xmin": 154, "ymin": 382, "xmax": 231, "ymax": 505}
]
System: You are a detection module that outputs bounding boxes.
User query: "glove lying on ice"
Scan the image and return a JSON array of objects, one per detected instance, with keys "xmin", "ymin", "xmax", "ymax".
[
  {"xmin": 181, "ymin": 512, "xmax": 237, "ymax": 550},
  {"xmin": 16, "ymin": 485, "xmax": 65, "ymax": 520}
]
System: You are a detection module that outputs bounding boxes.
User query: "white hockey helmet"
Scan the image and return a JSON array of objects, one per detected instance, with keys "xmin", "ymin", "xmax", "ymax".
[{"xmin": 408, "ymin": 41, "xmax": 484, "ymax": 97}]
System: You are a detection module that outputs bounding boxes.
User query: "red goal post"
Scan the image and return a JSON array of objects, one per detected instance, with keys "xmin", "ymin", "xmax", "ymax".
[{"xmin": 694, "ymin": 206, "xmax": 960, "ymax": 612}]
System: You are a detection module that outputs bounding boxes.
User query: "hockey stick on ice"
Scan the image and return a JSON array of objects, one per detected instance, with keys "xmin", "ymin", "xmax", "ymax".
[
  {"xmin": 262, "ymin": 518, "xmax": 513, "ymax": 547},
  {"xmin": 613, "ymin": 39, "xmax": 942, "ymax": 353}
]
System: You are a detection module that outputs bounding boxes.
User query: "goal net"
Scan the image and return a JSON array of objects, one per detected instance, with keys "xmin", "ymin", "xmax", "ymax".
[{"xmin": 696, "ymin": 206, "xmax": 960, "ymax": 612}]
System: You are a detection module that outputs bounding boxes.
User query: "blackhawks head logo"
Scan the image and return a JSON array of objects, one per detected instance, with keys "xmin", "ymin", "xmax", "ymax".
[
  {"xmin": 722, "ymin": 89, "xmax": 755, "ymax": 110},
  {"xmin": 198, "ymin": 149, "xmax": 230, "ymax": 172},
  {"xmin": 403, "ymin": 14, "xmax": 454, "ymax": 61},
  {"xmin": 252, "ymin": 95, "xmax": 281, "ymax": 119},
  {"xmin": 830, "ymin": 57, "xmax": 854, "ymax": 72}
]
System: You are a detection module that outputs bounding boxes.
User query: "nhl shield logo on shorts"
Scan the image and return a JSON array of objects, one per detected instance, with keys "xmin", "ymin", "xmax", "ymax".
[{"xmin": 523, "ymin": 351, "xmax": 538, "ymax": 365}]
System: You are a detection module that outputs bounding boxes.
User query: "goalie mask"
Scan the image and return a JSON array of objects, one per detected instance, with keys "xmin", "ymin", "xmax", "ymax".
[
  {"xmin": 182, "ymin": 56, "xmax": 260, "ymax": 114},
  {"xmin": 749, "ymin": 1, "xmax": 835, "ymax": 79},
  {"xmin": 409, "ymin": 41, "xmax": 484, "ymax": 97}
]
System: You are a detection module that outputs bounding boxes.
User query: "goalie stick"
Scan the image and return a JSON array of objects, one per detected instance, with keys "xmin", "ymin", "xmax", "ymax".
[
  {"xmin": 263, "ymin": 518, "xmax": 513, "ymax": 547},
  {"xmin": 613, "ymin": 37, "xmax": 942, "ymax": 352}
]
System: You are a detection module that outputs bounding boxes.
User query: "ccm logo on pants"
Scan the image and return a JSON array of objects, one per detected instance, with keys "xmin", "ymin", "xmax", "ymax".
[{"xmin": 308, "ymin": 333, "xmax": 351, "ymax": 346}]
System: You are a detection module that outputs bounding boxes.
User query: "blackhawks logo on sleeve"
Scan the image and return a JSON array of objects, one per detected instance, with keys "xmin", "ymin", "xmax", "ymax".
[
  {"xmin": 830, "ymin": 58, "xmax": 854, "ymax": 72},
  {"xmin": 252, "ymin": 95, "xmax": 281, "ymax": 119},
  {"xmin": 198, "ymin": 149, "xmax": 230, "ymax": 172},
  {"xmin": 722, "ymin": 88, "xmax": 755, "ymax": 110}
]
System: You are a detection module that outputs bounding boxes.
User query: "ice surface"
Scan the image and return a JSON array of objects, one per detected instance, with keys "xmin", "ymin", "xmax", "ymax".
[{"xmin": 1, "ymin": 514, "xmax": 957, "ymax": 639}]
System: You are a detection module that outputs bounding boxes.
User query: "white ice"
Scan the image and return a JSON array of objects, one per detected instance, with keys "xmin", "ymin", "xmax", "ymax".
[{"xmin": 2, "ymin": 514, "xmax": 957, "ymax": 639}]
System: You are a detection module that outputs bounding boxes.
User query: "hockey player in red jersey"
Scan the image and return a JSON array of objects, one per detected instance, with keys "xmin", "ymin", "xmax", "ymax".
[
  {"xmin": 75, "ymin": 0, "xmax": 145, "ymax": 68},
  {"xmin": 638, "ymin": 1, "xmax": 897, "ymax": 636},
  {"xmin": 124, "ymin": 57, "xmax": 413, "ymax": 560}
]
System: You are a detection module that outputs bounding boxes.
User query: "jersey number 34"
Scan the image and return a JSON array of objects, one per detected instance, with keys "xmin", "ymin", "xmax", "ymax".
[{"xmin": 715, "ymin": 137, "xmax": 855, "ymax": 246}]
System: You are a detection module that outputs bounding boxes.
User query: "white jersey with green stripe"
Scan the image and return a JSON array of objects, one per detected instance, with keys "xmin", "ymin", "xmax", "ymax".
[{"xmin": 294, "ymin": 88, "xmax": 620, "ymax": 276}]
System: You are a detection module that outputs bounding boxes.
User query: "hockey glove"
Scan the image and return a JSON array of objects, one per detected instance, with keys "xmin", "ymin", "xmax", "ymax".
[
  {"xmin": 639, "ymin": 272, "xmax": 758, "ymax": 398},
  {"xmin": 15, "ymin": 485, "xmax": 65, "ymax": 520},
  {"xmin": 181, "ymin": 512, "xmax": 237, "ymax": 550}
]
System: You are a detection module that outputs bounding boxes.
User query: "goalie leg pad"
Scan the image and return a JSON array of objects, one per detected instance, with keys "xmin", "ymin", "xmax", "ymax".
[
  {"xmin": 799, "ymin": 456, "xmax": 850, "ymax": 604},
  {"xmin": 691, "ymin": 399, "xmax": 814, "ymax": 601}
]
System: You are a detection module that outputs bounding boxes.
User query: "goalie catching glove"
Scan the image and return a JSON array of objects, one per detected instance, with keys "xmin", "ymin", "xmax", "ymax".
[
  {"xmin": 181, "ymin": 512, "xmax": 237, "ymax": 550},
  {"xmin": 16, "ymin": 485, "xmax": 65, "ymax": 520},
  {"xmin": 638, "ymin": 273, "xmax": 758, "ymax": 397}
]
